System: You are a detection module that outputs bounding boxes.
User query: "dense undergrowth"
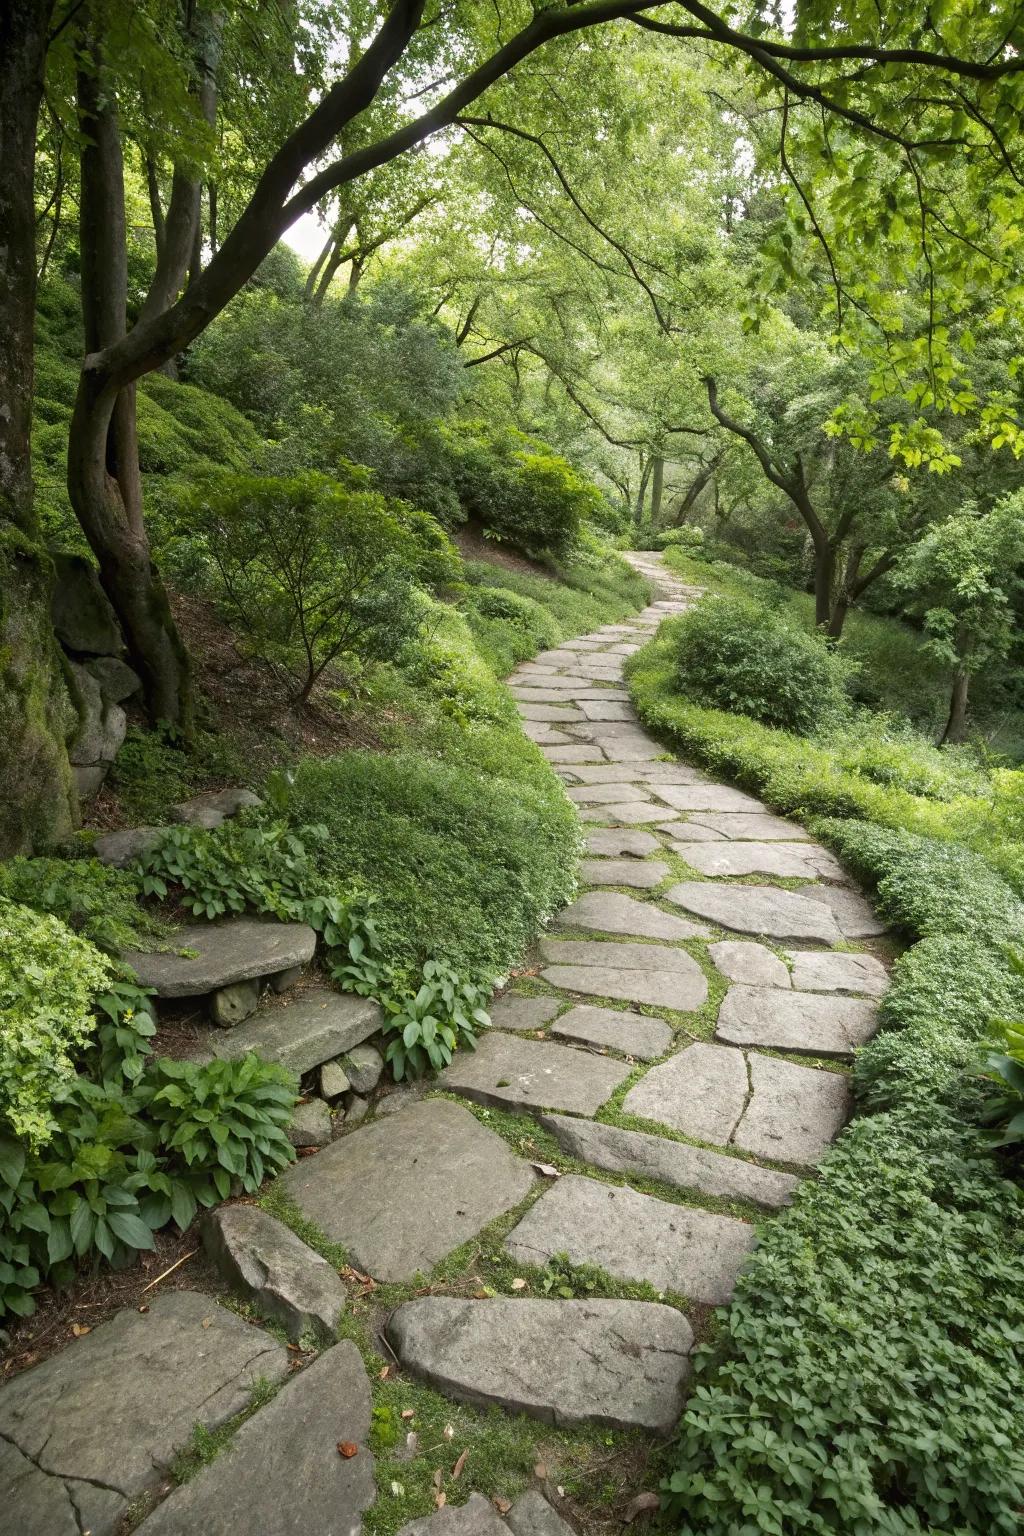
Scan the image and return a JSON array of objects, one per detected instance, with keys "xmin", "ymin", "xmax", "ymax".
[{"xmin": 627, "ymin": 555, "xmax": 1024, "ymax": 1534}]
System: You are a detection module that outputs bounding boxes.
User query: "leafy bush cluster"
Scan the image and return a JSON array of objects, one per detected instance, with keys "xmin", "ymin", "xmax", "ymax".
[
  {"xmin": 451, "ymin": 423, "xmax": 604, "ymax": 558},
  {"xmin": 0, "ymin": 855, "xmax": 162, "ymax": 951}
]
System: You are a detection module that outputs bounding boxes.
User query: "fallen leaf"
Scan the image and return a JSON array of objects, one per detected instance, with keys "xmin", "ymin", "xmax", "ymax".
[
  {"xmin": 71, "ymin": 1323, "xmax": 91, "ymax": 1338},
  {"xmin": 137, "ymin": 1304, "xmax": 150, "ymax": 1314},
  {"xmin": 435, "ymin": 1493, "xmax": 447, "ymax": 1510},
  {"xmin": 378, "ymin": 1366, "xmax": 391, "ymax": 1380},
  {"xmin": 532, "ymin": 1163, "xmax": 561, "ymax": 1179},
  {"xmin": 473, "ymin": 1289, "xmax": 490, "ymax": 1300},
  {"xmin": 443, "ymin": 1424, "xmax": 455, "ymax": 1441},
  {"xmin": 622, "ymin": 1492, "xmax": 660, "ymax": 1522},
  {"xmin": 433, "ymin": 1469, "xmax": 443, "ymax": 1490},
  {"xmin": 297, "ymin": 1146, "xmax": 319, "ymax": 1157},
  {"xmin": 287, "ymin": 1342, "xmax": 302, "ymax": 1352},
  {"xmin": 493, "ymin": 1498, "xmax": 512, "ymax": 1515},
  {"xmin": 337, "ymin": 1442, "xmax": 359, "ymax": 1459},
  {"xmin": 401, "ymin": 1408, "xmax": 415, "ymax": 1420},
  {"xmin": 534, "ymin": 1462, "xmax": 548, "ymax": 1480},
  {"xmin": 510, "ymin": 1277, "xmax": 528, "ymax": 1291},
  {"xmin": 452, "ymin": 1449, "xmax": 469, "ymax": 1479},
  {"xmin": 201, "ymin": 1317, "xmax": 212, "ymax": 1329}
]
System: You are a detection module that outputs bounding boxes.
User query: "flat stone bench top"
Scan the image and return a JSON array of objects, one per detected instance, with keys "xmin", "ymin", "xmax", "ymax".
[{"xmin": 122, "ymin": 918, "xmax": 316, "ymax": 996}]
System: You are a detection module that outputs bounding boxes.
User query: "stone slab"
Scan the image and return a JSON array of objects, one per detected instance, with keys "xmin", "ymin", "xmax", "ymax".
[
  {"xmin": 388, "ymin": 1295, "xmax": 692, "ymax": 1432},
  {"xmin": 136, "ymin": 1342, "xmax": 374, "ymax": 1536},
  {"xmin": 123, "ymin": 919, "xmax": 316, "ymax": 997},
  {"xmin": 673, "ymin": 841, "xmax": 849, "ymax": 883},
  {"xmin": 93, "ymin": 825, "xmax": 164, "ymax": 868},
  {"xmin": 490, "ymin": 994, "xmax": 564, "ymax": 1031},
  {"xmin": 653, "ymin": 785, "xmax": 767, "ymax": 813},
  {"xmin": 585, "ymin": 828, "xmax": 661, "ymax": 856},
  {"xmin": 280, "ymin": 1101, "xmax": 534, "ymax": 1281},
  {"xmin": 539, "ymin": 1115, "xmax": 798, "ymax": 1210},
  {"xmin": 549, "ymin": 1004, "xmax": 672, "ymax": 1060},
  {"xmin": 603, "ymin": 802, "xmax": 678, "ymax": 825},
  {"xmin": 579, "ymin": 700, "xmax": 635, "ymax": 721},
  {"xmin": 556, "ymin": 890, "xmax": 709, "ymax": 940},
  {"xmin": 734, "ymin": 1054, "xmax": 850, "ymax": 1167},
  {"xmin": 565, "ymin": 763, "xmax": 706, "ymax": 785},
  {"xmin": 803, "ymin": 885, "xmax": 891, "ymax": 938},
  {"xmin": 709, "ymin": 941, "xmax": 790, "ymax": 989},
  {"xmin": 540, "ymin": 937, "xmax": 698, "ymax": 974},
  {"xmin": 203, "ymin": 1205, "xmax": 346, "ymax": 1341},
  {"xmin": 505, "ymin": 1175, "xmax": 755, "ymax": 1303},
  {"xmin": 440, "ymin": 1030, "xmax": 630, "ymax": 1114},
  {"xmin": 522, "ymin": 722, "xmax": 572, "ymax": 744},
  {"xmin": 541, "ymin": 961, "xmax": 707, "ymax": 1011},
  {"xmin": 399, "ymin": 1494, "xmax": 520, "ymax": 1536},
  {"xmin": 666, "ymin": 882, "xmax": 842, "ymax": 942},
  {"xmin": 289, "ymin": 1097, "xmax": 333, "ymax": 1147},
  {"xmin": 716, "ymin": 986, "xmax": 878, "ymax": 1058},
  {"xmin": 580, "ymin": 857, "xmax": 669, "ymax": 888},
  {"xmin": 194, "ymin": 987, "xmax": 383, "ymax": 1073},
  {"xmin": 507, "ymin": 1491, "xmax": 575, "ymax": 1536},
  {"xmin": 588, "ymin": 739, "xmax": 663, "ymax": 762},
  {"xmin": 787, "ymin": 950, "xmax": 889, "ymax": 997},
  {"xmin": 518, "ymin": 703, "xmax": 586, "ymax": 722},
  {"xmin": 0, "ymin": 1293, "xmax": 288, "ymax": 1536},
  {"xmin": 566, "ymin": 782, "xmax": 652, "ymax": 803},
  {"xmin": 664, "ymin": 820, "xmax": 724, "ymax": 841},
  {"xmin": 623, "ymin": 1042, "xmax": 747, "ymax": 1142},
  {"xmin": 540, "ymin": 745, "xmax": 606, "ymax": 763},
  {"xmin": 687, "ymin": 812, "xmax": 812, "ymax": 841}
]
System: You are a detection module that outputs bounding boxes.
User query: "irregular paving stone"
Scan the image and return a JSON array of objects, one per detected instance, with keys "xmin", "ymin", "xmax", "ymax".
[
  {"xmin": 320, "ymin": 1058, "xmax": 351, "ymax": 1098},
  {"xmin": 388, "ymin": 1295, "xmax": 692, "ymax": 1432},
  {"xmin": 92, "ymin": 824, "xmax": 165, "ymax": 867},
  {"xmin": 803, "ymin": 884, "xmax": 891, "ymax": 938},
  {"xmin": 512, "ymin": 688, "xmax": 591, "ymax": 704},
  {"xmin": 585, "ymin": 827, "xmax": 661, "ymax": 856},
  {"xmin": 170, "ymin": 787, "xmax": 262, "ymax": 828},
  {"xmin": 539, "ymin": 1114, "xmax": 799, "ymax": 1209},
  {"xmin": 344, "ymin": 1093, "xmax": 370, "ymax": 1126},
  {"xmin": 441, "ymin": 1030, "xmax": 630, "ymax": 1114},
  {"xmin": 651, "ymin": 784, "xmax": 767, "ymax": 813},
  {"xmin": 507, "ymin": 1490, "xmax": 576, "ymax": 1536},
  {"xmin": 135, "ymin": 1342, "xmax": 373, "ymax": 1536},
  {"xmin": 398, "ymin": 1493, "xmax": 512, "ymax": 1536},
  {"xmin": 342, "ymin": 1042, "xmax": 385, "ymax": 1094},
  {"xmin": 505, "ymin": 1175, "xmax": 755, "ymax": 1303},
  {"xmin": 289, "ymin": 1097, "xmax": 333, "ymax": 1147},
  {"xmin": 590, "ymin": 739, "xmax": 663, "ymax": 762},
  {"xmin": 603, "ymin": 801, "xmax": 678, "ymax": 825},
  {"xmin": 522, "ymin": 722, "xmax": 572, "ymax": 744},
  {"xmin": 565, "ymin": 762, "xmax": 705, "ymax": 784},
  {"xmin": 196, "ymin": 988, "xmax": 382, "ymax": 1073},
  {"xmin": 280, "ymin": 1100, "xmax": 535, "ymax": 1281},
  {"xmin": 210, "ymin": 978, "xmax": 260, "ymax": 1027},
  {"xmin": 580, "ymin": 857, "xmax": 669, "ymax": 888},
  {"xmin": 0, "ymin": 1292, "xmax": 288, "ymax": 1536},
  {"xmin": 716, "ymin": 985, "xmax": 878, "ymax": 1058},
  {"xmin": 518, "ymin": 703, "xmax": 586, "ymax": 722},
  {"xmin": 550, "ymin": 1004, "xmax": 672, "ymax": 1060},
  {"xmin": 579, "ymin": 700, "xmax": 635, "ymax": 721},
  {"xmin": 665, "ymin": 882, "xmax": 842, "ymax": 942},
  {"xmin": 556, "ymin": 889, "xmax": 709, "ymax": 940},
  {"xmin": 123, "ymin": 919, "xmax": 316, "ymax": 996},
  {"xmin": 489, "ymin": 994, "xmax": 563, "ymax": 1031},
  {"xmin": 566, "ymin": 781, "xmax": 652, "ymax": 803},
  {"xmin": 686, "ymin": 812, "xmax": 812, "ymax": 841},
  {"xmin": 541, "ymin": 960, "xmax": 707, "ymax": 1011},
  {"xmin": 540, "ymin": 937, "xmax": 702, "ymax": 975},
  {"xmin": 203, "ymin": 1205, "xmax": 346, "ymax": 1341},
  {"xmin": 662, "ymin": 820, "xmax": 724, "ymax": 841},
  {"xmin": 540, "ymin": 744, "xmax": 607, "ymax": 762},
  {"xmin": 623, "ymin": 1042, "xmax": 748, "ymax": 1142},
  {"xmin": 787, "ymin": 949, "xmax": 889, "ymax": 997},
  {"xmin": 709, "ymin": 940, "xmax": 791, "ymax": 988},
  {"xmin": 735, "ymin": 1054, "xmax": 850, "ymax": 1167},
  {"xmin": 673, "ymin": 840, "xmax": 850, "ymax": 882}
]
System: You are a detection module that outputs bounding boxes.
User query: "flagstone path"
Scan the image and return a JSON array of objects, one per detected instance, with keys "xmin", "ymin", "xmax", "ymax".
[{"xmin": 2, "ymin": 551, "xmax": 890, "ymax": 1536}]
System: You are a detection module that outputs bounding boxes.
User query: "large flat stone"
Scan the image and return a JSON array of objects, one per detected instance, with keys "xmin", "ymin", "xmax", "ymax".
[
  {"xmin": 672, "ymin": 841, "xmax": 849, "ymax": 882},
  {"xmin": 709, "ymin": 940, "xmax": 790, "ymax": 988},
  {"xmin": 540, "ymin": 745, "xmax": 606, "ymax": 763},
  {"xmin": 280, "ymin": 1101, "xmax": 534, "ymax": 1281},
  {"xmin": 602, "ymin": 801, "xmax": 678, "ymax": 825},
  {"xmin": 93, "ymin": 825, "xmax": 164, "ymax": 868},
  {"xmin": 550, "ymin": 1004, "xmax": 672, "ymax": 1060},
  {"xmin": 135, "ymin": 1342, "xmax": 374, "ymax": 1536},
  {"xmin": 579, "ymin": 700, "xmax": 635, "ymax": 721},
  {"xmin": 522, "ymin": 722, "xmax": 572, "ymax": 744},
  {"xmin": 388, "ymin": 1295, "xmax": 692, "ymax": 1432},
  {"xmin": 505, "ymin": 1175, "xmax": 755, "ymax": 1304},
  {"xmin": 489, "ymin": 994, "xmax": 564, "ymax": 1031},
  {"xmin": 193, "ymin": 987, "xmax": 383, "ymax": 1073},
  {"xmin": 540, "ymin": 937, "xmax": 700, "ymax": 975},
  {"xmin": 541, "ymin": 960, "xmax": 707, "ymax": 1011},
  {"xmin": 123, "ymin": 919, "xmax": 316, "ymax": 997},
  {"xmin": 399, "ymin": 1494, "xmax": 518, "ymax": 1536},
  {"xmin": 803, "ymin": 884, "xmax": 890, "ymax": 938},
  {"xmin": 623, "ymin": 1042, "xmax": 748, "ymax": 1142},
  {"xmin": 566, "ymin": 782, "xmax": 652, "ymax": 803},
  {"xmin": 652, "ymin": 785, "xmax": 766, "ymax": 813},
  {"xmin": 440, "ymin": 1031, "xmax": 630, "ymax": 1114},
  {"xmin": 665, "ymin": 882, "xmax": 842, "ymax": 942},
  {"xmin": 556, "ymin": 890, "xmax": 709, "ymax": 940},
  {"xmin": 0, "ymin": 1292, "xmax": 288, "ymax": 1536},
  {"xmin": 518, "ymin": 703, "xmax": 586, "ymax": 722},
  {"xmin": 787, "ymin": 950, "xmax": 889, "ymax": 997},
  {"xmin": 203, "ymin": 1205, "xmax": 346, "ymax": 1341},
  {"xmin": 716, "ymin": 986, "xmax": 878, "ymax": 1059},
  {"xmin": 566, "ymin": 763, "xmax": 706, "ymax": 785},
  {"xmin": 507, "ymin": 1490, "xmax": 576, "ymax": 1536},
  {"xmin": 585, "ymin": 828, "xmax": 662, "ymax": 856},
  {"xmin": 687, "ymin": 812, "xmax": 812, "ymax": 841},
  {"xmin": 579, "ymin": 857, "xmax": 669, "ymax": 888},
  {"xmin": 734, "ymin": 1054, "xmax": 850, "ymax": 1167},
  {"xmin": 539, "ymin": 1115, "xmax": 798, "ymax": 1209}
]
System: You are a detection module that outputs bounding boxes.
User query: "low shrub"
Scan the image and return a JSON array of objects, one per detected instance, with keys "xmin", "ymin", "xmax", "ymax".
[
  {"xmin": 464, "ymin": 586, "xmax": 562, "ymax": 675},
  {"xmin": 451, "ymin": 423, "xmax": 604, "ymax": 559},
  {"xmin": 673, "ymin": 594, "xmax": 851, "ymax": 735},
  {"xmin": 982, "ymin": 1014, "xmax": 1024, "ymax": 1147},
  {"xmin": 0, "ymin": 855, "xmax": 160, "ymax": 952}
]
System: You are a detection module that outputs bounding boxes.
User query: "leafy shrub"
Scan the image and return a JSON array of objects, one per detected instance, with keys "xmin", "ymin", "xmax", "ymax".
[
  {"xmin": 452, "ymin": 424, "xmax": 603, "ymax": 559},
  {"xmin": 380, "ymin": 961, "xmax": 490, "ymax": 1080},
  {"xmin": 655, "ymin": 525, "xmax": 705, "ymax": 551},
  {"xmin": 0, "ymin": 855, "xmax": 160, "ymax": 951},
  {"xmin": 982, "ymin": 1016, "xmax": 1024, "ymax": 1147},
  {"xmin": 673, "ymin": 594, "xmax": 851, "ymax": 735},
  {"xmin": 464, "ymin": 586, "xmax": 563, "ymax": 675},
  {"xmin": 138, "ymin": 819, "xmax": 324, "ymax": 921}
]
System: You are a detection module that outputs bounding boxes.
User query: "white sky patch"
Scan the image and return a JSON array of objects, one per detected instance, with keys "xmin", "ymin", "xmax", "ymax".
[{"xmin": 284, "ymin": 207, "xmax": 328, "ymax": 263}]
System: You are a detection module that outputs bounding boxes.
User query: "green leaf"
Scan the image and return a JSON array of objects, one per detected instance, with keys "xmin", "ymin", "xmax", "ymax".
[{"xmin": 107, "ymin": 1210, "xmax": 157, "ymax": 1251}]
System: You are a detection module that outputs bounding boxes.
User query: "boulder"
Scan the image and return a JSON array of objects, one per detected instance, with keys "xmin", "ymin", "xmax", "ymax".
[
  {"xmin": 51, "ymin": 551, "xmax": 122, "ymax": 655},
  {"xmin": 192, "ymin": 987, "xmax": 382, "ymax": 1074},
  {"xmin": 209, "ymin": 979, "xmax": 261, "ymax": 1028},
  {"xmin": 341, "ymin": 1042, "xmax": 384, "ymax": 1094},
  {"xmin": 67, "ymin": 662, "xmax": 126, "ymax": 768},
  {"xmin": 170, "ymin": 788, "xmax": 263, "ymax": 829},
  {"xmin": 202, "ymin": 1204, "xmax": 346, "ymax": 1341},
  {"xmin": 288, "ymin": 1098, "xmax": 332, "ymax": 1148},
  {"xmin": 320, "ymin": 1059, "xmax": 351, "ymax": 1099},
  {"xmin": 84, "ymin": 655, "xmax": 141, "ymax": 703},
  {"xmin": 93, "ymin": 825, "xmax": 165, "ymax": 868}
]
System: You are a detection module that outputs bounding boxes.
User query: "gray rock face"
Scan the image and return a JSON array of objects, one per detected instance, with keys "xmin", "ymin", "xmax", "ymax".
[
  {"xmin": 556, "ymin": 890, "xmax": 709, "ymax": 940},
  {"xmin": 280, "ymin": 1100, "xmax": 535, "ymax": 1281},
  {"xmin": 623, "ymin": 1042, "xmax": 748, "ymax": 1143},
  {"xmin": 203, "ymin": 1205, "xmax": 346, "ymax": 1340},
  {"xmin": 601, "ymin": 801, "xmax": 677, "ymax": 825},
  {"xmin": 673, "ymin": 841, "xmax": 849, "ymax": 883},
  {"xmin": 489, "ymin": 994, "xmax": 563, "ymax": 1032},
  {"xmin": 170, "ymin": 787, "xmax": 263, "ymax": 828},
  {"xmin": 734, "ymin": 1053, "xmax": 850, "ymax": 1167},
  {"xmin": 0, "ymin": 1292, "xmax": 288, "ymax": 1536},
  {"xmin": 270, "ymin": 964, "xmax": 304, "ymax": 993},
  {"xmin": 652, "ymin": 784, "xmax": 766, "ymax": 813},
  {"xmin": 388, "ymin": 1295, "xmax": 693, "ymax": 1432},
  {"xmin": 210, "ymin": 978, "xmax": 261, "ymax": 1027},
  {"xmin": 507, "ymin": 1491, "xmax": 576, "ymax": 1536},
  {"xmin": 51, "ymin": 551, "xmax": 122, "ymax": 654},
  {"xmin": 686, "ymin": 812, "xmax": 812, "ymax": 841},
  {"xmin": 342, "ymin": 1042, "xmax": 385, "ymax": 1094},
  {"xmin": 289, "ymin": 1097, "xmax": 333, "ymax": 1147},
  {"xmin": 539, "ymin": 1115, "xmax": 798, "ymax": 1209},
  {"xmin": 84, "ymin": 654, "xmax": 141, "ymax": 702},
  {"xmin": 441, "ymin": 1030, "xmax": 630, "ymax": 1115},
  {"xmin": 135, "ymin": 1342, "xmax": 373, "ymax": 1536},
  {"xmin": 716, "ymin": 986, "xmax": 878, "ymax": 1058},
  {"xmin": 666, "ymin": 882, "xmax": 842, "ymax": 942},
  {"xmin": 802, "ymin": 884, "xmax": 891, "ymax": 938},
  {"xmin": 68, "ymin": 661, "xmax": 127, "ymax": 777},
  {"xmin": 579, "ymin": 857, "xmax": 669, "ymax": 888},
  {"xmin": 320, "ymin": 1058, "xmax": 351, "ymax": 1098},
  {"xmin": 398, "ymin": 1493, "xmax": 511, "ymax": 1536},
  {"xmin": 709, "ymin": 941, "xmax": 791, "ymax": 989},
  {"xmin": 92, "ymin": 824, "xmax": 164, "ymax": 868},
  {"xmin": 585, "ymin": 828, "xmax": 661, "ymax": 857},
  {"xmin": 550, "ymin": 1004, "xmax": 672, "ymax": 1061},
  {"xmin": 196, "ymin": 988, "xmax": 382, "ymax": 1073},
  {"xmin": 787, "ymin": 949, "xmax": 889, "ymax": 997},
  {"xmin": 505, "ymin": 1175, "xmax": 755, "ymax": 1303},
  {"xmin": 123, "ymin": 919, "xmax": 317, "ymax": 997}
]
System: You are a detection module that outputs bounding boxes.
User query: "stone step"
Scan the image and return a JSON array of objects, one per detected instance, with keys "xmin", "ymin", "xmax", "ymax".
[
  {"xmin": 670, "ymin": 839, "xmax": 850, "ymax": 884},
  {"xmin": 202, "ymin": 1205, "xmax": 347, "ymax": 1342},
  {"xmin": 189, "ymin": 986, "xmax": 382, "ymax": 1074},
  {"xmin": 122, "ymin": 918, "xmax": 316, "ymax": 997},
  {"xmin": 387, "ymin": 1295, "xmax": 693, "ymax": 1431},
  {"xmin": 505, "ymin": 1174, "xmax": 755, "ymax": 1304},
  {"xmin": 715, "ymin": 985, "xmax": 878, "ymax": 1058},
  {"xmin": 440, "ymin": 1030, "xmax": 631, "ymax": 1115}
]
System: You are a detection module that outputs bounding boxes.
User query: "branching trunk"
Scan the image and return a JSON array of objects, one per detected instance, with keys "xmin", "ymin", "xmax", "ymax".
[
  {"xmin": 0, "ymin": 0, "xmax": 77, "ymax": 853},
  {"xmin": 939, "ymin": 630, "xmax": 972, "ymax": 745}
]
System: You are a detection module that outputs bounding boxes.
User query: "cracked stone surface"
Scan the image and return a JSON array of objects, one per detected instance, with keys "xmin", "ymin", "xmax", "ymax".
[
  {"xmin": 709, "ymin": 941, "xmax": 791, "ymax": 988},
  {"xmin": 518, "ymin": 703, "xmax": 586, "ymax": 722},
  {"xmin": 399, "ymin": 1494, "xmax": 529, "ymax": 1536},
  {"xmin": 389, "ymin": 1296, "xmax": 693, "ymax": 1431},
  {"xmin": 579, "ymin": 857, "xmax": 669, "ymax": 888},
  {"xmin": 507, "ymin": 1490, "xmax": 576, "ymax": 1536},
  {"xmin": 555, "ymin": 890, "xmax": 709, "ymax": 939},
  {"xmin": 651, "ymin": 784, "xmax": 767, "ymax": 813},
  {"xmin": 566, "ymin": 782, "xmax": 653, "ymax": 804},
  {"xmin": 505, "ymin": 1175, "xmax": 755, "ymax": 1303},
  {"xmin": 539, "ymin": 1115, "xmax": 798, "ymax": 1209},
  {"xmin": 623, "ymin": 1042, "xmax": 748, "ymax": 1142},
  {"xmin": 135, "ymin": 1342, "xmax": 374, "ymax": 1536},
  {"xmin": 441, "ymin": 1030, "xmax": 630, "ymax": 1114},
  {"xmin": 600, "ymin": 801, "xmax": 678, "ymax": 825},
  {"xmin": 489, "ymin": 994, "xmax": 564, "ymax": 1031},
  {"xmin": 280, "ymin": 1100, "xmax": 535, "ymax": 1281},
  {"xmin": 734, "ymin": 1055, "xmax": 851, "ymax": 1167},
  {"xmin": 122, "ymin": 919, "xmax": 317, "ymax": 996},
  {"xmin": 0, "ymin": 1292, "xmax": 288, "ymax": 1536},
  {"xmin": 540, "ymin": 938, "xmax": 702, "ymax": 975},
  {"xmin": 579, "ymin": 700, "xmax": 635, "ymax": 721},
  {"xmin": 549, "ymin": 1004, "xmax": 673, "ymax": 1060},
  {"xmin": 787, "ymin": 950, "xmax": 889, "ymax": 997},
  {"xmin": 540, "ymin": 744, "xmax": 606, "ymax": 763},
  {"xmin": 192, "ymin": 987, "xmax": 383, "ymax": 1074},
  {"xmin": 717, "ymin": 985, "xmax": 878, "ymax": 1058},
  {"xmin": 685, "ymin": 812, "xmax": 812, "ymax": 841},
  {"xmin": 672, "ymin": 841, "xmax": 850, "ymax": 883},
  {"xmin": 803, "ymin": 884, "xmax": 891, "ymax": 938},
  {"xmin": 566, "ymin": 762, "xmax": 706, "ymax": 785},
  {"xmin": 585, "ymin": 828, "xmax": 662, "ymax": 857},
  {"xmin": 666, "ymin": 882, "xmax": 842, "ymax": 942}
]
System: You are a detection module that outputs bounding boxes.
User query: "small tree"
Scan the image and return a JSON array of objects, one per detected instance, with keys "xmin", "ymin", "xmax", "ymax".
[{"xmin": 893, "ymin": 496, "xmax": 1024, "ymax": 745}]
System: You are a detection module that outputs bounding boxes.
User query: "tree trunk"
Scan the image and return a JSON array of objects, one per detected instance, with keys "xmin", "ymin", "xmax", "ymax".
[
  {"xmin": 649, "ymin": 454, "xmax": 665, "ymax": 528},
  {"xmin": 940, "ymin": 667, "xmax": 970, "ymax": 746},
  {"xmin": 827, "ymin": 543, "xmax": 863, "ymax": 640},
  {"xmin": 811, "ymin": 536, "xmax": 834, "ymax": 629},
  {"xmin": 633, "ymin": 456, "xmax": 652, "ymax": 529},
  {"xmin": 0, "ymin": 0, "xmax": 78, "ymax": 854}
]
